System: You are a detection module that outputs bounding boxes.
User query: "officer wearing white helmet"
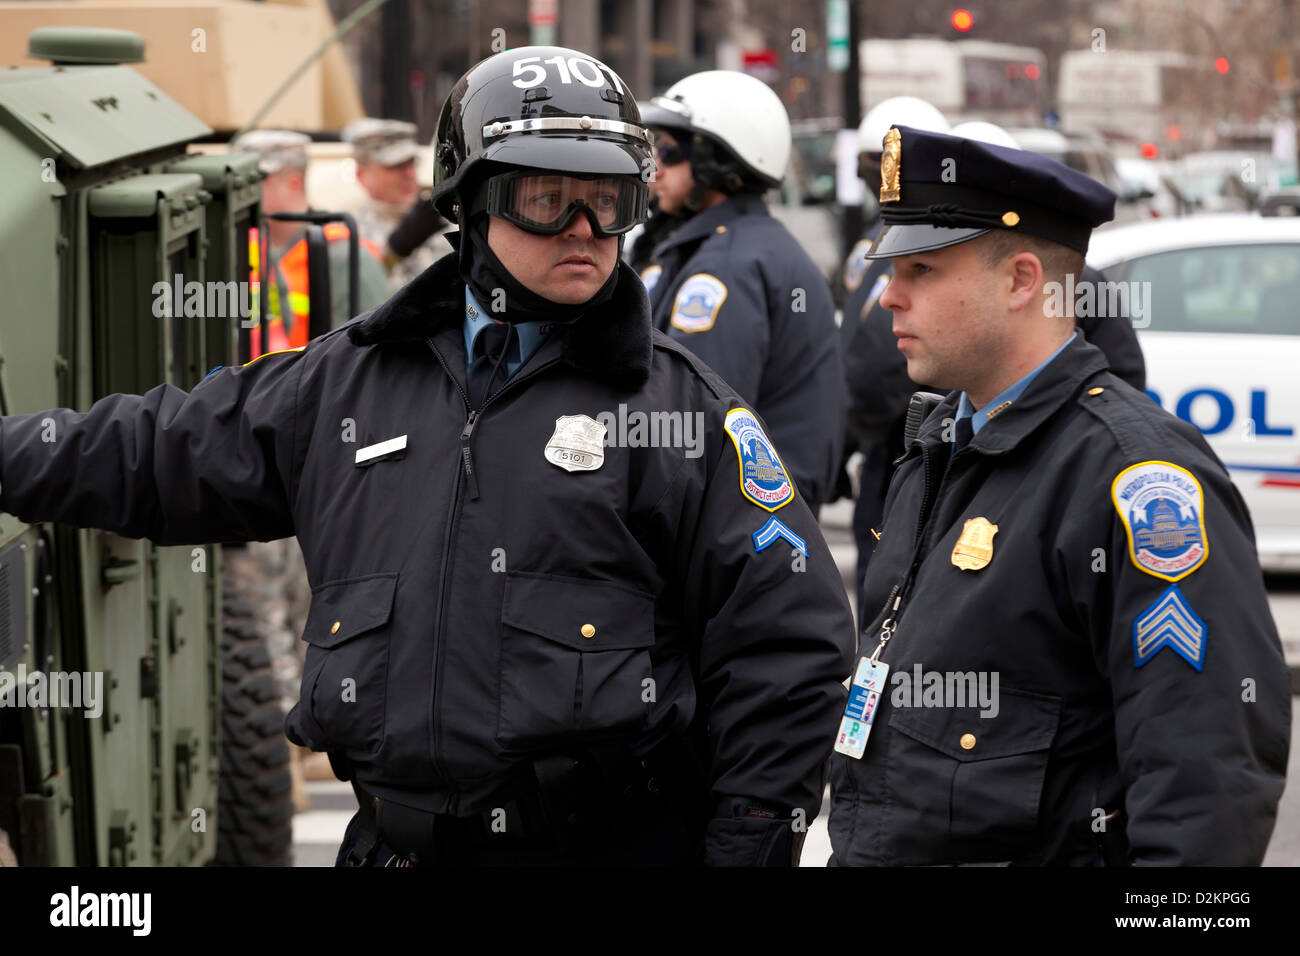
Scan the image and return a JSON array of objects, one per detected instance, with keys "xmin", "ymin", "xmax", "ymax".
[
  {"xmin": 948, "ymin": 120, "xmax": 1022, "ymax": 149},
  {"xmin": 638, "ymin": 71, "xmax": 844, "ymax": 512}
]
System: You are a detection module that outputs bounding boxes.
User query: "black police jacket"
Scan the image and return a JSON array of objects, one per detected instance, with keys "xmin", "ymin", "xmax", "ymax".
[
  {"xmin": 646, "ymin": 194, "xmax": 845, "ymax": 510},
  {"xmin": 828, "ymin": 335, "xmax": 1290, "ymax": 865},
  {"xmin": 0, "ymin": 253, "xmax": 854, "ymax": 865}
]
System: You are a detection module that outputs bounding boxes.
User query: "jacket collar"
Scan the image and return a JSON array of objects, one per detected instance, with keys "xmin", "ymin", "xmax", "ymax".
[
  {"xmin": 348, "ymin": 251, "xmax": 652, "ymax": 391},
  {"xmin": 654, "ymin": 193, "xmax": 770, "ymax": 254},
  {"xmin": 916, "ymin": 333, "xmax": 1111, "ymax": 455}
]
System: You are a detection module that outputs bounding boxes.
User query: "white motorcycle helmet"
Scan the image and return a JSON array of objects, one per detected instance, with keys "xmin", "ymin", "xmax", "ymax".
[
  {"xmin": 951, "ymin": 120, "xmax": 1021, "ymax": 149},
  {"xmin": 641, "ymin": 70, "xmax": 791, "ymax": 193},
  {"xmin": 858, "ymin": 96, "xmax": 950, "ymax": 156}
]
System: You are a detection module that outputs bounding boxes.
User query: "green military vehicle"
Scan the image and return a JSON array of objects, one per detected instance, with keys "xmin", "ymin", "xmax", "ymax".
[{"xmin": 0, "ymin": 26, "xmax": 297, "ymax": 865}]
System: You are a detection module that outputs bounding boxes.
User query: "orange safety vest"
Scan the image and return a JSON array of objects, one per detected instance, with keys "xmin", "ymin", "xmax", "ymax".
[{"xmin": 248, "ymin": 224, "xmax": 381, "ymax": 358}]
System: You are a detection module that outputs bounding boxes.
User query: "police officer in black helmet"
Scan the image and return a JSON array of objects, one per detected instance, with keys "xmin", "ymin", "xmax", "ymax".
[{"xmin": 0, "ymin": 46, "xmax": 855, "ymax": 867}]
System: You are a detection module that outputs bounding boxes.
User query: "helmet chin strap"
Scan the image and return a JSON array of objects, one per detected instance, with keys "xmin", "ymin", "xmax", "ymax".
[
  {"xmin": 683, "ymin": 136, "xmax": 748, "ymax": 212},
  {"xmin": 683, "ymin": 180, "xmax": 711, "ymax": 214}
]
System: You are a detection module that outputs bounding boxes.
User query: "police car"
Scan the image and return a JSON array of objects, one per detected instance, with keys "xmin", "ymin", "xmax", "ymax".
[{"xmin": 1086, "ymin": 214, "xmax": 1300, "ymax": 569}]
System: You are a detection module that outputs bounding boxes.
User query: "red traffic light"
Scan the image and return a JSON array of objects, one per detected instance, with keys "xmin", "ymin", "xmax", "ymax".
[
  {"xmin": 951, "ymin": 9, "xmax": 974, "ymax": 32},
  {"xmin": 1140, "ymin": 142, "xmax": 1159, "ymax": 159},
  {"xmin": 1214, "ymin": 57, "xmax": 1230, "ymax": 74}
]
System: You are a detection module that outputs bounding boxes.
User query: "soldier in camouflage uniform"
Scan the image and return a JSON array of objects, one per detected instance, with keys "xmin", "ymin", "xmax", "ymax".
[{"xmin": 343, "ymin": 118, "xmax": 444, "ymax": 291}]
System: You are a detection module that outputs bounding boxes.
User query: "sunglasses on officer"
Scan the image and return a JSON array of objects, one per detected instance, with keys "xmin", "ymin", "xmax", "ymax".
[
  {"xmin": 650, "ymin": 128, "xmax": 692, "ymax": 168},
  {"xmin": 476, "ymin": 170, "xmax": 649, "ymax": 237}
]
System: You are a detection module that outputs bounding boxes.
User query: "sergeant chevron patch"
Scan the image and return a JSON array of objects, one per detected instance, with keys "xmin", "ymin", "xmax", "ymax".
[
  {"xmin": 1133, "ymin": 584, "xmax": 1206, "ymax": 671},
  {"xmin": 752, "ymin": 516, "xmax": 807, "ymax": 555}
]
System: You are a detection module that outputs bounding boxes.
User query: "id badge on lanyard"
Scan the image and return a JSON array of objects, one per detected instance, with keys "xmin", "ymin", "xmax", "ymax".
[
  {"xmin": 833, "ymin": 657, "xmax": 889, "ymax": 759},
  {"xmin": 833, "ymin": 589, "xmax": 902, "ymax": 760}
]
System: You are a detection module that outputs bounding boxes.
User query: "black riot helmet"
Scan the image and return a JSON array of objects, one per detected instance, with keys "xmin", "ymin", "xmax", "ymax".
[{"xmin": 431, "ymin": 46, "xmax": 655, "ymax": 223}]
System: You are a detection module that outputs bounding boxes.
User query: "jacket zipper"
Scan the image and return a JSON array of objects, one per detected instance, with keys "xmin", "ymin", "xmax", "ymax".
[{"xmin": 423, "ymin": 335, "xmax": 561, "ymax": 792}]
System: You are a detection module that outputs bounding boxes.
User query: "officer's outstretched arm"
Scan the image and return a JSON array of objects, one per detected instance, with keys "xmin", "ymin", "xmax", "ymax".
[
  {"xmin": 0, "ymin": 349, "xmax": 306, "ymax": 546},
  {"xmin": 1085, "ymin": 454, "xmax": 1290, "ymax": 864},
  {"xmin": 671, "ymin": 403, "xmax": 854, "ymax": 865}
]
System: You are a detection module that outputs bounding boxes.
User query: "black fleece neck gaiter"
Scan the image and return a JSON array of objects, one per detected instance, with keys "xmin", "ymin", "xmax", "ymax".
[{"xmin": 455, "ymin": 214, "xmax": 622, "ymax": 325}]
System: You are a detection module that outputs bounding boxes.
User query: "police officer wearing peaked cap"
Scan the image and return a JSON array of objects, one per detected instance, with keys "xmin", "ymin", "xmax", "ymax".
[
  {"xmin": 638, "ymin": 71, "xmax": 845, "ymax": 513},
  {"xmin": 827, "ymin": 125, "xmax": 1290, "ymax": 866},
  {"xmin": 838, "ymin": 105, "xmax": 1147, "ymax": 610},
  {"xmin": 0, "ymin": 46, "xmax": 854, "ymax": 866}
]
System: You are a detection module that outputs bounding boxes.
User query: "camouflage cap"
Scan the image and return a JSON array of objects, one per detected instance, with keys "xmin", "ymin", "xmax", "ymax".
[
  {"xmin": 342, "ymin": 117, "xmax": 420, "ymax": 167},
  {"xmin": 233, "ymin": 129, "xmax": 310, "ymax": 174}
]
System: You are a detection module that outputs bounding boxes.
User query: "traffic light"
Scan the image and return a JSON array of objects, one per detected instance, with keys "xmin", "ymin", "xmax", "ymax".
[
  {"xmin": 951, "ymin": 9, "xmax": 974, "ymax": 32},
  {"xmin": 1214, "ymin": 57, "xmax": 1230, "ymax": 74}
]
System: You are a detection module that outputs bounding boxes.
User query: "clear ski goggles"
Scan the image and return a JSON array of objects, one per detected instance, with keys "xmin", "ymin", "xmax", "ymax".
[{"xmin": 477, "ymin": 170, "xmax": 649, "ymax": 237}]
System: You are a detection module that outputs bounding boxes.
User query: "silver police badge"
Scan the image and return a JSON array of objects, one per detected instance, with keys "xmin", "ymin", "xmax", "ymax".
[{"xmin": 544, "ymin": 414, "xmax": 607, "ymax": 473}]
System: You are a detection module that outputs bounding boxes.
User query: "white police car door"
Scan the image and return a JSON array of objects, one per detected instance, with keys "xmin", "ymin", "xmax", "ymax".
[{"xmin": 1120, "ymin": 241, "xmax": 1300, "ymax": 568}]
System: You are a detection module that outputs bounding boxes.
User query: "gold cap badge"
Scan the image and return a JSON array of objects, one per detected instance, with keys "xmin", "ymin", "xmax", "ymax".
[
  {"xmin": 951, "ymin": 517, "xmax": 999, "ymax": 571},
  {"xmin": 879, "ymin": 127, "xmax": 902, "ymax": 203}
]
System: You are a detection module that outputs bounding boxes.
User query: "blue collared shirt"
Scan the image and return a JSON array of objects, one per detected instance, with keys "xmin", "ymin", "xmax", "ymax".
[
  {"xmin": 463, "ymin": 288, "xmax": 551, "ymax": 376},
  {"xmin": 956, "ymin": 332, "xmax": 1077, "ymax": 435}
]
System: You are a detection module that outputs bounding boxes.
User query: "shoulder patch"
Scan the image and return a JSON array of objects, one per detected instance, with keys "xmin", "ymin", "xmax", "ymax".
[
  {"xmin": 670, "ymin": 272, "xmax": 727, "ymax": 333},
  {"xmin": 724, "ymin": 407, "xmax": 794, "ymax": 511},
  {"xmin": 859, "ymin": 272, "xmax": 890, "ymax": 322},
  {"xmin": 843, "ymin": 238, "xmax": 872, "ymax": 293},
  {"xmin": 1134, "ymin": 584, "xmax": 1206, "ymax": 671},
  {"xmin": 1111, "ymin": 460, "xmax": 1208, "ymax": 582},
  {"xmin": 640, "ymin": 264, "xmax": 662, "ymax": 296}
]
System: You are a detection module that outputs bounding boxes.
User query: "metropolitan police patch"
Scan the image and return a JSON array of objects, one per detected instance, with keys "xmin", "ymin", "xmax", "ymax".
[
  {"xmin": 1111, "ymin": 461, "xmax": 1208, "ymax": 582},
  {"xmin": 724, "ymin": 408, "xmax": 794, "ymax": 512},
  {"xmin": 640, "ymin": 264, "xmax": 662, "ymax": 296},
  {"xmin": 1133, "ymin": 584, "xmax": 1206, "ymax": 671},
  {"xmin": 843, "ymin": 238, "xmax": 871, "ymax": 293},
  {"xmin": 670, "ymin": 273, "xmax": 727, "ymax": 333}
]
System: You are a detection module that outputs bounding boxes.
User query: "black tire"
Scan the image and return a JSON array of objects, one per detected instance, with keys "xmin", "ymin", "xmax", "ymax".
[{"xmin": 213, "ymin": 578, "xmax": 294, "ymax": 866}]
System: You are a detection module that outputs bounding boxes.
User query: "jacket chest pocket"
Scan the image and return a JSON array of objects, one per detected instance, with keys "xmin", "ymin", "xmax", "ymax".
[
  {"xmin": 496, "ymin": 572, "xmax": 655, "ymax": 750},
  {"xmin": 887, "ymin": 686, "xmax": 1060, "ymax": 857},
  {"xmin": 300, "ymin": 572, "xmax": 397, "ymax": 757}
]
